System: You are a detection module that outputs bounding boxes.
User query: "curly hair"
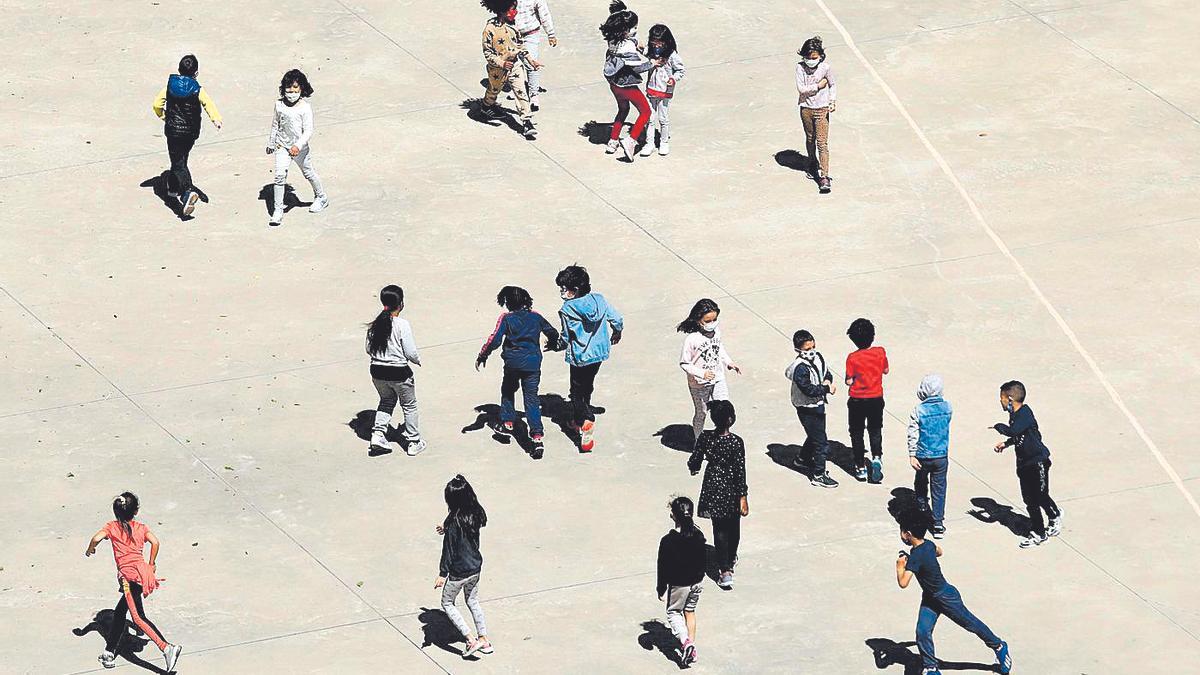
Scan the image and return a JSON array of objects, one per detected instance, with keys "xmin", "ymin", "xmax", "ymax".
[
  {"xmin": 480, "ymin": 0, "xmax": 516, "ymax": 14},
  {"xmin": 279, "ymin": 69, "xmax": 314, "ymax": 98}
]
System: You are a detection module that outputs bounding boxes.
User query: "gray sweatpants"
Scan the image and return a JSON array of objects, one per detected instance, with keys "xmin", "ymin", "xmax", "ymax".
[
  {"xmin": 372, "ymin": 377, "xmax": 421, "ymax": 446},
  {"xmin": 649, "ymin": 96, "xmax": 672, "ymax": 144},
  {"xmin": 688, "ymin": 378, "xmax": 729, "ymax": 444},
  {"xmin": 665, "ymin": 582, "xmax": 702, "ymax": 645},
  {"xmin": 441, "ymin": 573, "xmax": 487, "ymax": 639}
]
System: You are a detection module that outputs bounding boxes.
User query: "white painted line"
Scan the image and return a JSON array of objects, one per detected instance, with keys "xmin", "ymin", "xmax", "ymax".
[{"xmin": 811, "ymin": 0, "xmax": 1200, "ymax": 518}]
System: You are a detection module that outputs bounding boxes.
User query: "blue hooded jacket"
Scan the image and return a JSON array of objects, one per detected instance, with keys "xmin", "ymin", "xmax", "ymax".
[
  {"xmin": 558, "ymin": 293, "xmax": 623, "ymax": 367},
  {"xmin": 478, "ymin": 309, "xmax": 560, "ymax": 372}
]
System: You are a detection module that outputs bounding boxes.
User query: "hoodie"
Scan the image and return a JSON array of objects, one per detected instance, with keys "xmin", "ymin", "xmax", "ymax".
[
  {"xmin": 604, "ymin": 37, "xmax": 653, "ymax": 88},
  {"xmin": 907, "ymin": 375, "xmax": 952, "ymax": 459},
  {"xmin": 479, "ymin": 309, "xmax": 560, "ymax": 372},
  {"xmin": 557, "ymin": 293, "xmax": 623, "ymax": 367}
]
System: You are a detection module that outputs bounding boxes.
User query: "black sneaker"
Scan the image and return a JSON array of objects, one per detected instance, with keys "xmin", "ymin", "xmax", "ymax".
[
  {"xmin": 855, "ymin": 465, "xmax": 868, "ymax": 482},
  {"xmin": 931, "ymin": 524, "xmax": 946, "ymax": 539},
  {"xmin": 480, "ymin": 103, "xmax": 504, "ymax": 119},
  {"xmin": 523, "ymin": 121, "xmax": 538, "ymax": 140},
  {"xmin": 810, "ymin": 473, "xmax": 839, "ymax": 488},
  {"xmin": 819, "ymin": 177, "xmax": 832, "ymax": 194},
  {"xmin": 530, "ymin": 434, "xmax": 545, "ymax": 460},
  {"xmin": 868, "ymin": 458, "xmax": 883, "ymax": 484}
]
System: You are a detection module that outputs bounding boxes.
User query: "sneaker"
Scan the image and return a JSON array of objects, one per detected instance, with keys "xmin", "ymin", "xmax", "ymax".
[
  {"xmin": 309, "ymin": 195, "xmax": 329, "ymax": 213},
  {"xmin": 689, "ymin": 645, "xmax": 699, "ymax": 665},
  {"xmin": 619, "ymin": 136, "xmax": 637, "ymax": 161},
  {"xmin": 98, "ymin": 652, "xmax": 117, "ymax": 669},
  {"xmin": 717, "ymin": 571, "xmax": 734, "ymax": 590},
  {"xmin": 478, "ymin": 639, "xmax": 495, "ymax": 655},
  {"xmin": 658, "ymin": 141, "xmax": 670, "ymax": 156},
  {"xmin": 163, "ymin": 643, "xmax": 182, "ymax": 672},
  {"xmin": 605, "ymin": 139, "xmax": 619, "ymax": 154},
  {"xmin": 269, "ymin": 210, "xmax": 283, "ymax": 226},
  {"xmin": 367, "ymin": 443, "xmax": 393, "ymax": 457},
  {"xmin": 869, "ymin": 458, "xmax": 884, "ymax": 484},
  {"xmin": 931, "ymin": 524, "xmax": 946, "ymax": 540},
  {"xmin": 522, "ymin": 120, "xmax": 538, "ymax": 140},
  {"xmin": 530, "ymin": 434, "xmax": 545, "ymax": 460},
  {"xmin": 181, "ymin": 191, "xmax": 199, "ymax": 215},
  {"xmin": 463, "ymin": 638, "xmax": 483, "ymax": 658},
  {"xmin": 1047, "ymin": 509, "xmax": 1063, "ymax": 537},
  {"xmin": 1018, "ymin": 532, "xmax": 1048, "ymax": 548},
  {"xmin": 640, "ymin": 139, "xmax": 655, "ymax": 156},
  {"xmin": 995, "ymin": 640, "xmax": 1012, "ymax": 674},
  {"xmin": 810, "ymin": 473, "xmax": 839, "ymax": 489},
  {"xmin": 580, "ymin": 420, "xmax": 595, "ymax": 452},
  {"xmin": 406, "ymin": 440, "xmax": 428, "ymax": 457},
  {"xmin": 819, "ymin": 176, "xmax": 832, "ymax": 194},
  {"xmin": 681, "ymin": 639, "xmax": 696, "ymax": 666},
  {"xmin": 492, "ymin": 420, "xmax": 514, "ymax": 435},
  {"xmin": 531, "ymin": 95, "xmax": 540, "ymax": 111},
  {"xmin": 855, "ymin": 465, "xmax": 868, "ymax": 482},
  {"xmin": 480, "ymin": 103, "xmax": 504, "ymax": 119},
  {"xmin": 923, "ymin": 670, "xmax": 942, "ymax": 675}
]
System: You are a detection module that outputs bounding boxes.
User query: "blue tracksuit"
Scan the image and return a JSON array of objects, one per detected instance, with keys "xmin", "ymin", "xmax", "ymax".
[{"xmin": 479, "ymin": 310, "xmax": 560, "ymax": 435}]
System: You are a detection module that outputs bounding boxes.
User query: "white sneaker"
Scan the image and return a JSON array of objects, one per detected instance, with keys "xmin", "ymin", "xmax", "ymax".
[
  {"xmin": 530, "ymin": 94, "xmax": 540, "ymax": 111},
  {"xmin": 478, "ymin": 639, "xmax": 495, "ymax": 655},
  {"xmin": 659, "ymin": 141, "xmax": 670, "ymax": 156},
  {"xmin": 1018, "ymin": 533, "xmax": 1047, "ymax": 549},
  {"xmin": 98, "ymin": 652, "xmax": 117, "ymax": 669},
  {"xmin": 1047, "ymin": 509, "xmax": 1063, "ymax": 536},
  {"xmin": 164, "ymin": 643, "xmax": 182, "ymax": 671},
  {"xmin": 309, "ymin": 195, "xmax": 329, "ymax": 213},
  {"xmin": 619, "ymin": 136, "xmax": 637, "ymax": 161},
  {"xmin": 269, "ymin": 210, "xmax": 283, "ymax": 226},
  {"xmin": 181, "ymin": 191, "xmax": 199, "ymax": 216},
  {"xmin": 639, "ymin": 140, "xmax": 655, "ymax": 156},
  {"xmin": 406, "ymin": 440, "xmax": 427, "ymax": 456},
  {"xmin": 605, "ymin": 139, "xmax": 619, "ymax": 154}
]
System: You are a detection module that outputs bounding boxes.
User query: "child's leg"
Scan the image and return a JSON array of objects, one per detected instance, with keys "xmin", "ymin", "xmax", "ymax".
[
  {"xmin": 655, "ymin": 98, "xmax": 671, "ymax": 144},
  {"xmin": 521, "ymin": 370, "xmax": 543, "ymax": 436},
  {"xmin": 294, "ymin": 146, "xmax": 325, "ymax": 199},
  {"xmin": 609, "ymin": 83, "xmax": 632, "ymax": 140},
  {"xmin": 806, "ymin": 409, "xmax": 830, "ymax": 475},
  {"xmin": 166, "ymin": 136, "xmax": 196, "ymax": 195},
  {"xmin": 569, "ymin": 363, "xmax": 600, "ymax": 426},
  {"xmin": 711, "ymin": 517, "xmax": 735, "ymax": 572},
  {"xmin": 371, "ymin": 379, "xmax": 398, "ymax": 446},
  {"xmin": 915, "ymin": 603, "xmax": 940, "ymax": 671},
  {"xmin": 396, "ymin": 374, "xmax": 421, "ymax": 444},
  {"xmin": 727, "ymin": 515, "xmax": 742, "ymax": 567},
  {"xmin": 813, "ymin": 107, "xmax": 831, "ymax": 177},
  {"xmin": 508, "ymin": 65, "xmax": 532, "ymax": 121},
  {"xmin": 121, "ymin": 580, "xmax": 167, "ymax": 651},
  {"xmin": 628, "ymin": 87, "xmax": 652, "ymax": 143},
  {"xmin": 664, "ymin": 587, "xmax": 688, "ymax": 645},
  {"xmin": 103, "ymin": 592, "xmax": 130, "ymax": 653},
  {"xmin": 939, "ymin": 590, "xmax": 1003, "ymax": 650},
  {"xmin": 931, "ymin": 457, "xmax": 949, "ymax": 527},
  {"xmin": 847, "ymin": 398, "xmax": 867, "ymax": 468},
  {"xmin": 440, "ymin": 578, "xmax": 474, "ymax": 640},
  {"xmin": 684, "ymin": 609, "xmax": 697, "ymax": 642},
  {"xmin": 128, "ymin": 586, "xmax": 165, "ymax": 648},
  {"xmin": 867, "ymin": 398, "xmax": 885, "ymax": 459},
  {"xmin": 483, "ymin": 66, "xmax": 507, "ymax": 107},
  {"xmin": 1038, "ymin": 460, "xmax": 1060, "ymax": 520},
  {"xmin": 688, "ymin": 382, "xmax": 711, "ymax": 445},
  {"xmin": 272, "ymin": 148, "xmax": 291, "ymax": 214},
  {"xmin": 462, "ymin": 574, "xmax": 488, "ymax": 638},
  {"xmin": 1017, "ymin": 464, "xmax": 1046, "ymax": 536},
  {"xmin": 800, "ymin": 108, "xmax": 817, "ymax": 173},
  {"xmin": 525, "ymin": 33, "xmax": 543, "ymax": 97},
  {"xmin": 914, "ymin": 463, "xmax": 931, "ymax": 510},
  {"xmin": 499, "ymin": 368, "xmax": 521, "ymax": 425}
]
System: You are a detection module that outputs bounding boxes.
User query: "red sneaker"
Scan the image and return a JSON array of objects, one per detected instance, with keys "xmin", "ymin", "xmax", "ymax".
[{"xmin": 580, "ymin": 420, "xmax": 595, "ymax": 452}]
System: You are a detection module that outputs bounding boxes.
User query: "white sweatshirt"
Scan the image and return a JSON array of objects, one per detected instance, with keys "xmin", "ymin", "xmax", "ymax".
[
  {"xmin": 367, "ymin": 316, "xmax": 422, "ymax": 368},
  {"xmin": 267, "ymin": 98, "xmax": 314, "ymax": 150},
  {"xmin": 680, "ymin": 328, "xmax": 733, "ymax": 386}
]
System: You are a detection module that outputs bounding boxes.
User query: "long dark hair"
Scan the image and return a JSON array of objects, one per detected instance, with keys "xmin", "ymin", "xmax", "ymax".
[
  {"xmin": 497, "ymin": 285, "xmax": 533, "ymax": 311},
  {"xmin": 366, "ymin": 285, "xmax": 403, "ymax": 357},
  {"xmin": 445, "ymin": 474, "xmax": 487, "ymax": 533},
  {"xmin": 279, "ymin": 69, "xmax": 314, "ymax": 98},
  {"xmin": 800, "ymin": 35, "xmax": 825, "ymax": 60},
  {"xmin": 647, "ymin": 24, "xmax": 677, "ymax": 60},
  {"xmin": 112, "ymin": 492, "xmax": 139, "ymax": 539},
  {"xmin": 707, "ymin": 399, "xmax": 736, "ymax": 433},
  {"xmin": 669, "ymin": 496, "xmax": 702, "ymax": 540},
  {"xmin": 600, "ymin": 2, "xmax": 638, "ymax": 43},
  {"xmin": 676, "ymin": 298, "xmax": 720, "ymax": 333}
]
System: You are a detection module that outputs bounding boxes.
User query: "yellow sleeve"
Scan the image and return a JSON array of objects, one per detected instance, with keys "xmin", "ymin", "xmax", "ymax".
[
  {"xmin": 198, "ymin": 88, "xmax": 222, "ymax": 124},
  {"xmin": 152, "ymin": 88, "xmax": 167, "ymax": 120}
]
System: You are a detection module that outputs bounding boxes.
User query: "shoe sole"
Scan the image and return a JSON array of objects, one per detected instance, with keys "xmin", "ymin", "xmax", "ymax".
[
  {"xmin": 165, "ymin": 646, "xmax": 182, "ymax": 671},
  {"xmin": 406, "ymin": 444, "xmax": 427, "ymax": 456},
  {"xmin": 810, "ymin": 480, "xmax": 838, "ymax": 488},
  {"xmin": 869, "ymin": 462, "xmax": 883, "ymax": 483},
  {"xmin": 182, "ymin": 194, "xmax": 199, "ymax": 215},
  {"xmin": 620, "ymin": 142, "xmax": 635, "ymax": 161},
  {"xmin": 368, "ymin": 444, "xmax": 393, "ymax": 456},
  {"xmin": 580, "ymin": 422, "xmax": 594, "ymax": 452}
]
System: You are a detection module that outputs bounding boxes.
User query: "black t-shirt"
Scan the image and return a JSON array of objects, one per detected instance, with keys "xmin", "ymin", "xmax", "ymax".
[{"xmin": 905, "ymin": 540, "xmax": 948, "ymax": 597}]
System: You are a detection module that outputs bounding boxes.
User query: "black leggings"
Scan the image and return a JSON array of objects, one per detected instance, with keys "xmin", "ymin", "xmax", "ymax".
[
  {"xmin": 1017, "ymin": 460, "xmax": 1060, "ymax": 537},
  {"xmin": 711, "ymin": 516, "xmax": 741, "ymax": 572},
  {"xmin": 568, "ymin": 363, "xmax": 601, "ymax": 426},
  {"xmin": 105, "ymin": 580, "xmax": 167, "ymax": 652},
  {"xmin": 166, "ymin": 135, "xmax": 196, "ymax": 195}
]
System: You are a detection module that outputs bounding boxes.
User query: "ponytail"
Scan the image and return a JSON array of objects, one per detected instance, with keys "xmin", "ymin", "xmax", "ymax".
[
  {"xmin": 366, "ymin": 285, "xmax": 403, "ymax": 357},
  {"xmin": 669, "ymin": 496, "xmax": 702, "ymax": 540},
  {"xmin": 112, "ymin": 491, "xmax": 139, "ymax": 539}
]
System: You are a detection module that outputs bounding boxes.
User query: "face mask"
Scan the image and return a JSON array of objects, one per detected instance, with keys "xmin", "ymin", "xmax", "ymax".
[
  {"xmin": 800, "ymin": 348, "xmax": 817, "ymax": 361},
  {"xmin": 700, "ymin": 320, "xmax": 718, "ymax": 333},
  {"xmin": 804, "ymin": 58, "xmax": 820, "ymax": 68},
  {"xmin": 649, "ymin": 42, "xmax": 664, "ymax": 58},
  {"xmin": 285, "ymin": 91, "xmax": 301, "ymax": 103},
  {"xmin": 505, "ymin": 7, "xmax": 517, "ymax": 22},
  {"xmin": 560, "ymin": 290, "xmax": 572, "ymax": 300},
  {"xmin": 1004, "ymin": 400, "xmax": 1014, "ymax": 413}
]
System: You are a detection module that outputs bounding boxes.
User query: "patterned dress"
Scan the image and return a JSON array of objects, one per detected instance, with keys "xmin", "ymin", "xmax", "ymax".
[{"xmin": 688, "ymin": 431, "xmax": 748, "ymax": 519}]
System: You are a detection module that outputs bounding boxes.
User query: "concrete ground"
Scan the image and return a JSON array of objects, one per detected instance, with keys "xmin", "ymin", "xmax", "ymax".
[{"xmin": 2, "ymin": 0, "xmax": 1199, "ymax": 673}]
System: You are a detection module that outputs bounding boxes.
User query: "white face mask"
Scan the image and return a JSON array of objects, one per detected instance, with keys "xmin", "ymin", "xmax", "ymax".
[
  {"xmin": 629, "ymin": 28, "xmax": 638, "ymax": 39},
  {"xmin": 800, "ymin": 348, "xmax": 818, "ymax": 361},
  {"xmin": 285, "ymin": 91, "xmax": 301, "ymax": 103},
  {"xmin": 700, "ymin": 320, "xmax": 718, "ymax": 333},
  {"xmin": 804, "ymin": 58, "xmax": 820, "ymax": 69}
]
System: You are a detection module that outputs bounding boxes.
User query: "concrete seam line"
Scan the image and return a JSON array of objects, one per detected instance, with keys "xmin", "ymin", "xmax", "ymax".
[{"xmin": 811, "ymin": 0, "xmax": 1200, "ymax": 520}]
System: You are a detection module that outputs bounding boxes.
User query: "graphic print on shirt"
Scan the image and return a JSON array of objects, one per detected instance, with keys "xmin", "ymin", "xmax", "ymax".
[{"xmin": 697, "ymin": 334, "xmax": 722, "ymax": 377}]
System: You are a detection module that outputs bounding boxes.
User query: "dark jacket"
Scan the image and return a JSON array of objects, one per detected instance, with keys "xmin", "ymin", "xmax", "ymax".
[
  {"xmin": 994, "ymin": 405, "xmax": 1051, "ymax": 469},
  {"xmin": 479, "ymin": 309, "xmax": 560, "ymax": 372},
  {"xmin": 439, "ymin": 516, "xmax": 484, "ymax": 580},
  {"xmin": 164, "ymin": 74, "xmax": 202, "ymax": 139},
  {"xmin": 656, "ymin": 529, "xmax": 706, "ymax": 596}
]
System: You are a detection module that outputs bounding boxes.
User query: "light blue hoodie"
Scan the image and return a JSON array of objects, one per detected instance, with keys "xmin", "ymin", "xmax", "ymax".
[{"xmin": 558, "ymin": 293, "xmax": 623, "ymax": 367}]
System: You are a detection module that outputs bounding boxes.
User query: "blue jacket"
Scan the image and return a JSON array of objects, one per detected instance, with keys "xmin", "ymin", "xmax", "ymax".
[
  {"xmin": 907, "ymin": 375, "xmax": 952, "ymax": 459},
  {"xmin": 479, "ymin": 309, "xmax": 559, "ymax": 372},
  {"xmin": 557, "ymin": 293, "xmax": 623, "ymax": 367}
]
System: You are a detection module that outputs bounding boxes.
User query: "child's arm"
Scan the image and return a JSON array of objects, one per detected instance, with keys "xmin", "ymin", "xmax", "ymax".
[
  {"xmin": 670, "ymin": 52, "xmax": 686, "ymax": 83},
  {"xmin": 791, "ymin": 363, "xmax": 830, "ymax": 398},
  {"xmin": 844, "ymin": 355, "xmax": 855, "ymax": 386},
  {"xmin": 538, "ymin": 314, "xmax": 561, "ymax": 349},
  {"xmin": 538, "ymin": 0, "xmax": 557, "ymax": 44},
  {"xmin": 266, "ymin": 104, "xmax": 280, "ymax": 152},
  {"xmin": 882, "ymin": 348, "xmax": 890, "ymax": 375},
  {"xmin": 679, "ymin": 338, "xmax": 708, "ymax": 379},
  {"xmin": 992, "ymin": 409, "xmax": 1032, "ymax": 440},
  {"xmin": 907, "ymin": 408, "xmax": 922, "ymax": 469},
  {"xmin": 482, "ymin": 23, "xmax": 508, "ymax": 69},
  {"xmin": 826, "ymin": 67, "xmax": 837, "ymax": 109},
  {"xmin": 198, "ymin": 88, "xmax": 223, "ymax": 129},
  {"xmin": 84, "ymin": 528, "xmax": 108, "ymax": 557},
  {"xmin": 607, "ymin": 304, "xmax": 624, "ymax": 345},
  {"xmin": 401, "ymin": 322, "xmax": 422, "ymax": 367},
  {"xmin": 296, "ymin": 103, "xmax": 314, "ymax": 149},
  {"xmin": 656, "ymin": 538, "xmax": 668, "ymax": 599},
  {"xmin": 795, "ymin": 65, "xmax": 818, "ymax": 96},
  {"xmin": 146, "ymin": 529, "xmax": 161, "ymax": 567},
  {"xmin": 477, "ymin": 315, "xmax": 507, "ymax": 368},
  {"xmin": 719, "ymin": 342, "xmax": 739, "ymax": 373},
  {"xmin": 896, "ymin": 553, "xmax": 913, "ymax": 588},
  {"xmin": 686, "ymin": 439, "xmax": 704, "ymax": 475},
  {"xmin": 934, "ymin": 544, "xmax": 943, "ymax": 557},
  {"xmin": 152, "ymin": 88, "xmax": 168, "ymax": 120}
]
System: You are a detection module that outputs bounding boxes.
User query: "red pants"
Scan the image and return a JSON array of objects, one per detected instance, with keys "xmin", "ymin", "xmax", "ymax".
[{"xmin": 609, "ymin": 83, "xmax": 651, "ymax": 141}]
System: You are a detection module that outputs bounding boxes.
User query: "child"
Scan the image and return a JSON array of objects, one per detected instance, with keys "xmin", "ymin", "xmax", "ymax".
[
  {"xmin": 845, "ymin": 318, "xmax": 888, "ymax": 483},
  {"xmin": 677, "ymin": 299, "xmax": 740, "ymax": 446},
  {"xmin": 554, "ymin": 265, "xmax": 623, "ymax": 452},
  {"xmin": 84, "ymin": 492, "xmax": 183, "ymax": 672},
  {"xmin": 895, "ymin": 509, "xmax": 1012, "ymax": 675},
  {"xmin": 640, "ymin": 24, "xmax": 685, "ymax": 157},
  {"xmin": 991, "ymin": 380, "xmax": 1062, "ymax": 548},
  {"xmin": 513, "ymin": 0, "xmax": 559, "ymax": 110},
  {"xmin": 365, "ymin": 285, "xmax": 426, "ymax": 457},
  {"xmin": 688, "ymin": 400, "xmax": 748, "ymax": 591},
  {"xmin": 795, "ymin": 36, "xmax": 836, "ymax": 194},
  {"xmin": 476, "ymin": 286, "xmax": 561, "ymax": 459},
  {"xmin": 656, "ymin": 496, "xmax": 706, "ymax": 667},
  {"xmin": 481, "ymin": 0, "xmax": 542, "ymax": 140},
  {"xmin": 265, "ymin": 69, "xmax": 328, "ymax": 226},
  {"xmin": 600, "ymin": 1, "xmax": 653, "ymax": 160},
  {"xmin": 785, "ymin": 329, "xmax": 838, "ymax": 488},
  {"xmin": 435, "ymin": 475, "xmax": 494, "ymax": 658},
  {"xmin": 908, "ymin": 374, "xmax": 951, "ymax": 539},
  {"xmin": 152, "ymin": 54, "xmax": 222, "ymax": 216}
]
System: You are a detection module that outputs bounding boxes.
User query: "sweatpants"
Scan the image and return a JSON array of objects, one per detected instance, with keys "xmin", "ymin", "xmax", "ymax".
[
  {"xmin": 272, "ymin": 144, "xmax": 324, "ymax": 215},
  {"xmin": 711, "ymin": 516, "xmax": 741, "ymax": 572},
  {"xmin": 500, "ymin": 367, "xmax": 543, "ymax": 435},
  {"xmin": 484, "ymin": 63, "xmax": 532, "ymax": 121},
  {"xmin": 372, "ymin": 373, "xmax": 421, "ymax": 446},
  {"xmin": 688, "ymin": 379, "xmax": 729, "ymax": 445},
  {"xmin": 441, "ymin": 573, "xmax": 487, "ymax": 639},
  {"xmin": 1017, "ymin": 459, "xmax": 1059, "ymax": 537},
  {"xmin": 524, "ymin": 31, "xmax": 544, "ymax": 97},
  {"xmin": 665, "ymin": 583, "xmax": 702, "ymax": 645},
  {"xmin": 914, "ymin": 456, "xmax": 949, "ymax": 526},
  {"xmin": 795, "ymin": 406, "xmax": 830, "ymax": 475},
  {"xmin": 165, "ymin": 135, "xmax": 196, "ymax": 195},
  {"xmin": 608, "ymin": 82, "xmax": 651, "ymax": 142},
  {"xmin": 648, "ymin": 96, "xmax": 671, "ymax": 146},
  {"xmin": 799, "ymin": 106, "xmax": 830, "ymax": 176},
  {"xmin": 916, "ymin": 586, "xmax": 1003, "ymax": 671},
  {"xmin": 568, "ymin": 363, "xmax": 601, "ymax": 427},
  {"xmin": 847, "ymin": 396, "xmax": 884, "ymax": 467},
  {"xmin": 105, "ymin": 579, "xmax": 167, "ymax": 653}
]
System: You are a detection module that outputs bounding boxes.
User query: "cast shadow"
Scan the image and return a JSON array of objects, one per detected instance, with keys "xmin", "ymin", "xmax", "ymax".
[
  {"xmin": 460, "ymin": 98, "xmax": 524, "ymax": 134},
  {"xmin": 537, "ymin": 393, "xmax": 606, "ymax": 452},
  {"xmin": 348, "ymin": 409, "xmax": 408, "ymax": 457},
  {"xmin": 888, "ymin": 487, "xmax": 924, "ymax": 522},
  {"xmin": 256, "ymin": 183, "xmax": 309, "ymax": 216},
  {"xmin": 637, "ymin": 619, "xmax": 684, "ymax": 668},
  {"xmin": 460, "ymin": 403, "xmax": 536, "ymax": 456},
  {"xmin": 774, "ymin": 149, "xmax": 817, "ymax": 176},
  {"xmin": 764, "ymin": 440, "xmax": 856, "ymax": 479},
  {"xmin": 417, "ymin": 607, "xmax": 477, "ymax": 659},
  {"xmin": 138, "ymin": 173, "xmax": 209, "ymax": 221},
  {"xmin": 653, "ymin": 424, "xmax": 695, "ymax": 453},
  {"xmin": 73, "ymin": 609, "xmax": 167, "ymax": 674},
  {"xmin": 968, "ymin": 497, "xmax": 1031, "ymax": 537},
  {"xmin": 865, "ymin": 637, "xmax": 998, "ymax": 673},
  {"xmin": 578, "ymin": 121, "xmax": 613, "ymax": 145}
]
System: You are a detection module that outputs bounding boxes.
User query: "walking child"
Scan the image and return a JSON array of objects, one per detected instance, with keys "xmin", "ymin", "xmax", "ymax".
[
  {"xmin": 678, "ymin": 299, "xmax": 740, "ymax": 447},
  {"xmin": 785, "ymin": 329, "xmax": 839, "ymax": 488},
  {"xmin": 895, "ymin": 508, "xmax": 1012, "ymax": 675},
  {"xmin": 640, "ymin": 23, "xmax": 685, "ymax": 157},
  {"xmin": 687, "ymin": 400, "xmax": 749, "ymax": 591},
  {"xmin": 600, "ymin": 1, "xmax": 653, "ymax": 160},
  {"xmin": 656, "ymin": 496, "xmax": 706, "ymax": 667},
  {"xmin": 514, "ymin": 0, "xmax": 559, "ymax": 110},
  {"xmin": 265, "ymin": 69, "xmax": 328, "ymax": 226},
  {"xmin": 85, "ymin": 492, "xmax": 183, "ymax": 672},
  {"xmin": 152, "ymin": 54, "xmax": 222, "ymax": 216},
  {"xmin": 481, "ymin": 0, "xmax": 542, "ymax": 140},
  {"xmin": 554, "ymin": 265, "xmax": 623, "ymax": 452},
  {"xmin": 991, "ymin": 380, "xmax": 1062, "ymax": 548},
  {"xmin": 908, "ymin": 374, "xmax": 951, "ymax": 539},
  {"xmin": 365, "ymin": 285, "xmax": 427, "ymax": 457},
  {"xmin": 795, "ymin": 36, "xmax": 837, "ymax": 193},
  {"xmin": 476, "ymin": 285, "xmax": 561, "ymax": 459},
  {"xmin": 845, "ymin": 318, "xmax": 888, "ymax": 483},
  {"xmin": 435, "ymin": 475, "xmax": 494, "ymax": 658}
]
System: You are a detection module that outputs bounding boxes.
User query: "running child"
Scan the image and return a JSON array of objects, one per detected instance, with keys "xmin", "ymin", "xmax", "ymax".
[
  {"xmin": 678, "ymin": 299, "xmax": 740, "ymax": 447},
  {"xmin": 152, "ymin": 54, "xmax": 222, "ymax": 216},
  {"xmin": 435, "ymin": 475, "xmax": 494, "ymax": 658},
  {"xmin": 640, "ymin": 23, "xmax": 685, "ymax": 157},
  {"xmin": 481, "ymin": 0, "xmax": 542, "ymax": 140},
  {"xmin": 600, "ymin": 1, "xmax": 653, "ymax": 160},
  {"xmin": 785, "ymin": 329, "xmax": 838, "ymax": 488},
  {"xmin": 265, "ymin": 69, "xmax": 328, "ymax": 226},
  {"xmin": 476, "ymin": 286, "xmax": 561, "ymax": 459},
  {"xmin": 687, "ymin": 400, "xmax": 748, "ymax": 591},
  {"xmin": 845, "ymin": 318, "xmax": 888, "ymax": 483},
  {"xmin": 991, "ymin": 380, "xmax": 1062, "ymax": 549},
  {"xmin": 554, "ymin": 265, "xmax": 623, "ymax": 452},
  {"xmin": 365, "ymin": 285, "xmax": 427, "ymax": 457},
  {"xmin": 895, "ymin": 508, "xmax": 1012, "ymax": 675},
  {"xmin": 84, "ymin": 492, "xmax": 183, "ymax": 672},
  {"xmin": 795, "ymin": 36, "xmax": 836, "ymax": 193},
  {"xmin": 514, "ymin": 0, "xmax": 559, "ymax": 110},
  {"xmin": 908, "ymin": 374, "xmax": 951, "ymax": 539},
  {"xmin": 656, "ymin": 496, "xmax": 706, "ymax": 668}
]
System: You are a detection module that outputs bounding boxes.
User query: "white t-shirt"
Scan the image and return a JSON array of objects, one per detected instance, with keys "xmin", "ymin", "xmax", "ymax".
[{"xmin": 267, "ymin": 99, "xmax": 314, "ymax": 150}]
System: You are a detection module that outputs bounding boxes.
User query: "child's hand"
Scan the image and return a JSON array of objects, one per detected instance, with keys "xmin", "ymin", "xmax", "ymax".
[
  {"xmin": 436, "ymin": 524, "xmax": 445, "ymax": 535},
  {"xmin": 829, "ymin": 100, "xmax": 837, "ymax": 113},
  {"xmin": 289, "ymin": 145, "xmax": 300, "ymax": 157},
  {"xmin": 728, "ymin": 364, "xmax": 742, "ymax": 375},
  {"xmin": 503, "ymin": 58, "xmax": 515, "ymax": 71},
  {"xmin": 703, "ymin": 371, "xmax": 716, "ymax": 382},
  {"xmin": 667, "ymin": 77, "xmax": 675, "ymax": 86},
  {"xmin": 993, "ymin": 442, "xmax": 1005, "ymax": 453},
  {"xmin": 740, "ymin": 496, "xmax": 749, "ymax": 517},
  {"xmin": 529, "ymin": 58, "xmax": 544, "ymax": 70},
  {"xmin": 549, "ymin": 37, "xmax": 559, "ymax": 47},
  {"xmin": 658, "ymin": 594, "xmax": 663, "ymax": 602},
  {"xmin": 434, "ymin": 576, "xmax": 445, "ymax": 589},
  {"xmin": 475, "ymin": 355, "xmax": 487, "ymax": 371},
  {"xmin": 212, "ymin": 120, "xmax": 222, "ymax": 130},
  {"xmin": 818, "ymin": 78, "xmax": 829, "ymax": 89},
  {"xmin": 909, "ymin": 457, "xmax": 922, "ymax": 470},
  {"xmin": 827, "ymin": 381, "xmax": 837, "ymax": 395},
  {"xmin": 611, "ymin": 329, "xmax": 622, "ymax": 345},
  {"xmin": 85, "ymin": 544, "xmax": 96, "ymax": 557},
  {"xmin": 265, "ymin": 146, "xmax": 275, "ymax": 155},
  {"xmin": 896, "ymin": 552, "xmax": 908, "ymax": 568}
]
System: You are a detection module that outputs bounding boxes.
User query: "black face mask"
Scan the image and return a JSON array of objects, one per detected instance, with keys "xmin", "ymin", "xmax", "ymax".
[{"xmin": 649, "ymin": 43, "xmax": 665, "ymax": 58}]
